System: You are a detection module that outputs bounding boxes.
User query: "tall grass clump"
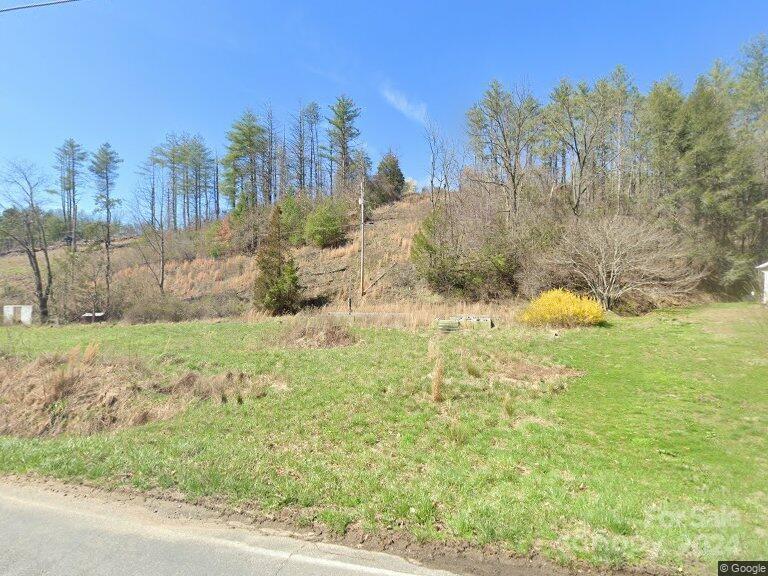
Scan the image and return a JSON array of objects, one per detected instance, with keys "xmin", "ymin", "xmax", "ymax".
[
  {"xmin": 428, "ymin": 336, "xmax": 444, "ymax": 402},
  {"xmin": 520, "ymin": 288, "xmax": 604, "ymax": 327}
]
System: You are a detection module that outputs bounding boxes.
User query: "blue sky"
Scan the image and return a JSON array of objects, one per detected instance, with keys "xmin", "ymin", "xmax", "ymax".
[{"xmin": 1, "ymin": 0, "xmax": 767, "ymax": 214}]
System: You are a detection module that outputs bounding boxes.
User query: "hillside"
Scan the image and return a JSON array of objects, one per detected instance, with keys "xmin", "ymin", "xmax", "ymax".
[
  {"xmin": 128, "ymin": 195, "xmax": 435, "ymax": 307},
  {"xmin": 298, "ymin": 194, "xmax": 432, "ymax": 304},
  {"xmin": 1, "ymin": 195, "xmax": 440, "ymax": 318}
]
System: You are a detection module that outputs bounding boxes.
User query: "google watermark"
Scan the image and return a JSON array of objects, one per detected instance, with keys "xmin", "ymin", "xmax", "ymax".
[{"xmin": 719, "ymin": 562, "xmax": 767, "ymax": 574}]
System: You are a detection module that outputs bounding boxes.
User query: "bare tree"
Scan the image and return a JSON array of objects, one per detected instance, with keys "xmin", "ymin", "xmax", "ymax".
[
  {"xmin": 134, "ymin": 158, "xmax": 169, "ymax": 294},
  {"xmin": 467, "ymin": 81, "xmax": 541, "ymax": 223},
  {"xmin": 77, "ymin": 250, "xmax": 107, "ymax": 322},
  {"xmin": 0, "ymin": 161, "xmax": 54, "ymax": 322},
  {"xmin": 551, "ymin": 216, "xmax": 703, "ymax": 309},
  {"xmin": 303, "ymin": 102, "xmax": 322, "ymax": 197},
  {"xmin": 425, "ymin": 121, "xmax": 443, "ymax": 207},
  {"xmin": 545, "ymin": 79, "xmax": 613, "ymax": 216},
  {"xmin": 425, "ymin": 121, "xmax": 463, "ymax": 213},
  {"xmin": 289, "ymin": 103, "xmax": 307, "ymax": 192}
]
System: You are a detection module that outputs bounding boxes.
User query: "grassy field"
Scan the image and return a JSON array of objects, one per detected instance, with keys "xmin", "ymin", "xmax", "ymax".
[{"xmin": 0, "ymin": 303, "xmax": 766, "ymax": 572}]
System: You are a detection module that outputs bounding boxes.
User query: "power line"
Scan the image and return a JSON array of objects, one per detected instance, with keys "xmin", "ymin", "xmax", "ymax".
[{"xmin": 0, "ymin": 0, "xmax": 82, "ymax": 14}]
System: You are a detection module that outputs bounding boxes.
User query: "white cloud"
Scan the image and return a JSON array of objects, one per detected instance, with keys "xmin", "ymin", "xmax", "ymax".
[{"xmin": 380, "ymin": 83, "xmax": 427, "ymax": 125}]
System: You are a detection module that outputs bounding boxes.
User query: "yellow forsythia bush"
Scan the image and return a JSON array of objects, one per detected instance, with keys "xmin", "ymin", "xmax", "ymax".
[{"xmin": 520, "ymin": 289, "xmax": 605, "ymax": 327}]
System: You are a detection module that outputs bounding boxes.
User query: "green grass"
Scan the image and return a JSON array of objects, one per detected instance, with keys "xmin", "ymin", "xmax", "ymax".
[{"xmin": 1, "ymin": 303, "xmax": 766, "ymax": 572}]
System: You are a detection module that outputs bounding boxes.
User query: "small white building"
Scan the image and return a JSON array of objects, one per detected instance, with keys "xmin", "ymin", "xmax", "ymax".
[
  {"xmin": 3, "ymin": 305, "xmax": 33, "ymax": 326},
  {"xmin": 758, "ymin": 262, "xmax": 768, "ymax": 304}
]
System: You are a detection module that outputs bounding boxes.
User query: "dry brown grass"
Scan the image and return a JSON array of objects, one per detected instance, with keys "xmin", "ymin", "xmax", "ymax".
[
  {"xmin": 3, "ymin": 195, "xmax": 525, "ymax": 324},
  {"xmin": 160, "ymin": 370, "xmax": 275, "ymax": 404},
  {"xmin": 110, "ymin": 197, "xmax": 424, "ymax": 311},
  {"xmin": 316, "ymin": 300, "xmax": 523, "ymax": 330},
  {"xmin": 488, "ymin": 353, "xmax": 582, "ymax": 394},
  {"xmin": 0, "ymin": 346, "xmax": 157, "ymax": 436},
  {"xmin": 431, "ymin": 355, "xmax": 444, "ymax": 403},
  {"xmin": 0, "ymin": 346, "xmax": 278, "ymax": 437},
  {"xmin": 278, "ymin": 317, "xmax": 357, "ymax": 349},
  {"xmin": 428, "ymin": 334, "xmax": 444, "ymax": 402}
]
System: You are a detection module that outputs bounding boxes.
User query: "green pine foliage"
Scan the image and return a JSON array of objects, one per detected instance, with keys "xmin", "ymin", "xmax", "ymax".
[
  {"xmin": 254, "ymin": 206, "xmax": 302, "ymax": 315},
  {"xmin": 279, "ymin": 193, "xmax": 310, "ymax": 247},
  {"xmin": 304, "ymin": 200, "xmax": 347, "ymax": 248},
  {"xmin": 370, "ymin": 151, "xmax": 405, "ymax": 206},
  {"xmin": 327, "ymin": 96, "xmax": 361, "ymax": 189},
  {"xmin": 222, "ymin": 110, "xmax": 267, "ymax": 208}
]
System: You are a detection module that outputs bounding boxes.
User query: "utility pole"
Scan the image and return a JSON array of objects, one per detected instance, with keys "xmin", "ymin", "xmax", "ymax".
[{"xmin": 359, "ymin": 179, "xmax": 365, "ymax": 298}]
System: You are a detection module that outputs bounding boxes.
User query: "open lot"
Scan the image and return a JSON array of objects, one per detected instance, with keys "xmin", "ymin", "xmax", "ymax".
[{"xmin": 1, "ymin": 303, "xmax": 766, "ymax": 573}]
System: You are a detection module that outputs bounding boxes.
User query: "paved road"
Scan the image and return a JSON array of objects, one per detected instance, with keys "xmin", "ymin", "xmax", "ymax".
[{"xmin": 0, "ymin": 482, "xmax": 456, "ymax": 576}]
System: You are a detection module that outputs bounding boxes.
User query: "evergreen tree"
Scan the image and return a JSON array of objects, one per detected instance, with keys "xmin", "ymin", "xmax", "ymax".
[
  {"xmin": 89, "ymin": 142, "xmax": 122, "ymax": 313},
  {"xmin": 254, "ymin": 205, "xmax": 302, "ymax": 314},
  {"xmin": 735, "ymin": 34, "xmax": 768, "ymax": 126},
  {"xmin": 678, "ymin": 79, "xmax": 735, "ymax": 227},
  {"xmin": 327, "ymin": 95, "xmax": 360, "ymax": 193},
  {"xmin": 371, "ymin": 151, "xmax": 405, "ymax": 205},
  {"xmin": 222, "ymin": 110, "xmax": 266, "ymax": 209},
  {"xmin": 641, "ymin": 78, "xmax": 686, "ymax": 202},
  {"xmin": 54, "ymin": 138, "xmax": 88, "ymax": 252}
]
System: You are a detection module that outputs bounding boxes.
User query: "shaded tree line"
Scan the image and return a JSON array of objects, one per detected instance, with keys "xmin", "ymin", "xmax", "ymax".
[{"xmin": 416, "ymin": 36, "xmax": 768, "ymax": 306}]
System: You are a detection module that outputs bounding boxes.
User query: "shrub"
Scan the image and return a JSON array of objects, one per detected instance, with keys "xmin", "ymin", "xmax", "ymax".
[
  {"xmin": 304, "ymin": 200, "xmax": 347, "ymax": 248},
  {"xmin": 123, "ymin": 294, "xmax": 190, "ymax": 323},
  {"xmin": 204, "ymin": 221, "xmax": 228, "ymax": 258},
  {"xmin": 280, "ymin": 194, "xmax": 310, "ymax": 247},
  {"xmin": 411, "ymin": 210, "xmax": 518, "ymax": 300},
  {"xmin": 547, "ymin": 217, "xmax": 702, "ymax": 310},
  {"xmin": 520, "ymin": 289, "xmax": 604, "ymax": 327},
  {"xmin": 257, "ymin": 260, "xmax": 301, "ymax": 315},
  {"xmin": 370, "ymin": 151, "xmax": 405, "ymax": 206}
]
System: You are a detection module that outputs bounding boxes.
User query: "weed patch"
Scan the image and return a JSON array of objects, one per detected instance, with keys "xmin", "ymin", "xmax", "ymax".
[
  {"xmin": 278, "ymin": 317, "xmax": 357, "ymax": 348},
  {"xmin": 0, "ymin": 347, "xmax": 273, "ymax": 437}
]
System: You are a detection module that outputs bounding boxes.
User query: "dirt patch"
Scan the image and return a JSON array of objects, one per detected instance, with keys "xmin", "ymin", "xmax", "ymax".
[
  {"xmin": 0, "ymin": 347, "xmax": 273, "ymax": 437},
  {"xmin": 278, "ymin": 317, "xmax": 357, "ymax": 348},
  {"xmin": 489, "ymin": 355, "xmax": 583, "ymax": 393},
  {"xmin": 158, "ymin": 370, "xmax": 274, "ymax": 402}
]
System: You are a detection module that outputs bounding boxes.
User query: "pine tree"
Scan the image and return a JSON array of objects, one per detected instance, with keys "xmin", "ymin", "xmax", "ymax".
[
  {"xmin": 254, "ymin": 206, "xmax": 302, "ymax": 314},
  {"xmin": 372, "ymin": 150, "xmax": 405, "ymax": 205},
  {"xmin": 641, "ymin": 78, "xmax": 686, "ymax": 201},
  {"xmin": 89, "ymin": 143, "xmax": 122, "ymax": 313},
  {"xmin": 54, "ymin": 138, "xmax": 88, "ymax": 252},
  {"xmin": 327, "ymin": 95, "xmax": 360, "ymax": 193},
  {"xmin": 222, "ymin": 110, "xmax": 266, "ymax": 209}
]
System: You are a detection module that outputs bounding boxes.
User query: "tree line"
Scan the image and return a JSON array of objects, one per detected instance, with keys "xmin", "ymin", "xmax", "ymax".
[
  {"xmin": 0, "ymin": 93, "xmax": 403, "ymax": 321},
  {"xmin": 4, "ymin": 35, "xmax": 766, "ymax": 321},
  {"xmin": 416, "ymin": 35, "xmax": 768, "ymax": 308}
]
